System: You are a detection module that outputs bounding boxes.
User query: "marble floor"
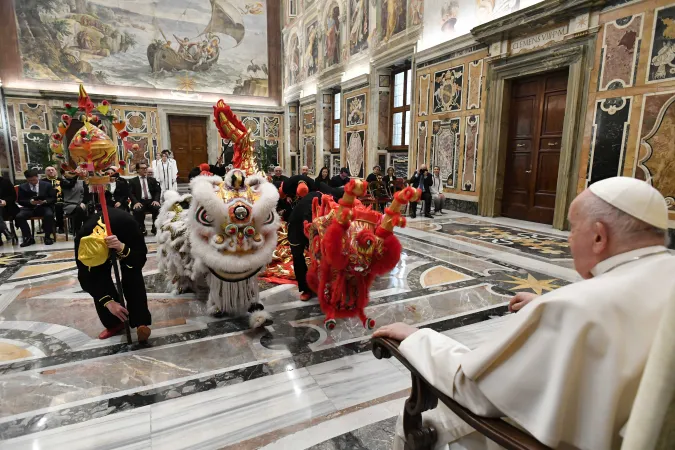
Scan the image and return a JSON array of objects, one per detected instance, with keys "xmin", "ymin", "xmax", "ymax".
[{"xmin": 0, "ymin": 211, "xmax": 577, "ymax": 449}]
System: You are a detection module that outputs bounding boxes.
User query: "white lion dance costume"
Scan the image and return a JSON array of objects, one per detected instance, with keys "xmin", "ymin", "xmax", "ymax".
[{"xmin": 156, "ymin": 100, "xmax": 281, "ymax": 328}]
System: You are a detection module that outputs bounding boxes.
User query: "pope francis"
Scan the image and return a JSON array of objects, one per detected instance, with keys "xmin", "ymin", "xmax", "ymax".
[{"xmin": 375, "ymin": 177, "xmax": 674, "ymax": 450}]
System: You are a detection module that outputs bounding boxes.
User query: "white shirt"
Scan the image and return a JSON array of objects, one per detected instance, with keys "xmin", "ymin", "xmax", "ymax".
[
  {"xmin": 140, "ymin": 177, "xmax": 149, "ymax": 200},
  {"xmin": 400, "ymin": 246, "xmax": 674, "ymax": 449},
  {"xmin": 430, "ymin": 175, "xmax": 442, "ymax": 195},
  {"xmin": 109, "ymin": 181, "xmax": 116, "ymax": 194}
]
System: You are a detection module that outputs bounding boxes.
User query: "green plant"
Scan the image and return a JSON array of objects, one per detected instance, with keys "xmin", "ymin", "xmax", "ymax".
[{"xmin": 256, "ymin": 141, "xmax": 279, "ymax": 174}]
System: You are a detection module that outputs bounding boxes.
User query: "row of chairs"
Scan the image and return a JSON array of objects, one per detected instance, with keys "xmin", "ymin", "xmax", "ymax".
[{"xmin": 5, "ymin": 186, "xmax": 71, "ymax": 246}]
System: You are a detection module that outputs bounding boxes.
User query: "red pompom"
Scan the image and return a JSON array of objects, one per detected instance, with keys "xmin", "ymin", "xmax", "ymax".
[
  {"xmin": 296, "ymin": 182, "xmax": 309, "ymax": 198},
  {"xmin": 80, "ymin": 130, "xmax": 87, "ymax": 137},
  {"xmin": 199, "ymin": 163, "xmax": 211, "ymax": 172},
  {"xmin": 52, "ymin": 133, "xmax": 61, "ymax": 140},
  {"xmin": 64, "ymin": 103, "xmax": 71, "ymax": 108},
  {"xmin": 61, "ymin": 114, "xmax": 69, "ymax": 121},
  {"xmin": 119, "ymin": 161, "xmax": 126, "ymax": 167},
  {"xmin": 102, "ymin": 100, "xmax": 109, "ymax": 105}
]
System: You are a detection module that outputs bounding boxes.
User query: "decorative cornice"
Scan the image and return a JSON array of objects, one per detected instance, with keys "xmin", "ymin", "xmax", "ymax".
[
  {"xmin": 318, "ymin": 71, "xmax": 343, "ymax": 91},
  {"xmin": 471, "ymin": 0, "xmax": 606, "ymax": 44},
  {"xmin": 299, "ymin": 93, "xmax": 317, "ymax": 106},
  {"xmin": 416, "ymin": 34, "xmax": 486, "ymax": 66},
  {"xmin": 341, "ymin": 74, "xmax": 369, "ymax": 93},
  {"xmin": 371, "ymin": 31, "xmax": 420, "ymax": 69}
]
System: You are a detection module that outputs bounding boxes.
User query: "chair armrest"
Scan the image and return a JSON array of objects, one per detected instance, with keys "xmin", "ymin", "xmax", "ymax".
[{"xmin": 372, "ymin": 337, "xmax": 551, "ymax": 450}]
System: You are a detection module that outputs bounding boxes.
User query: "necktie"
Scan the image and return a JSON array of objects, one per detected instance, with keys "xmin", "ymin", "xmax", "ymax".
[
  {"xmin": 33, "ymin": 184, "xmax": 38, "ymax": 194},
  {"xmin": 142, "ymin": 177, "xmax": 149, "ymax": 200}
]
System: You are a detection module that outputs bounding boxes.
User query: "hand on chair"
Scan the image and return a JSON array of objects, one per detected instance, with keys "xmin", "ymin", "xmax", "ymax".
[
  {"xmin": 133, "ymin": 202, "xmax": 142, "ymax": 210},
  {"xmin": 151, "ymin": 201, "xmax": 160, "ymax": 207}
]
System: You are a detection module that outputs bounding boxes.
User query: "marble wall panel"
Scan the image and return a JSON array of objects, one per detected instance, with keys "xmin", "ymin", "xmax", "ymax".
[
  {"xmin": 599, "ymin": 14, "xmax": 643, "ymax": 91},
  {"xmin": 462, "ymin": 115, "xmax": 479, "ymax": 192},
  {"xmin": 289, "ymin": 108, "xmax": 299, "ymax": 154},
  {"xmin": 345, "ymin": 93, "xmax": 367, "ymax": 127},
  {"xmin": 303, "ymin": 136, "xmax": 316, "ymax": 172},
  {"xmin": 303, "ymin": 108, "xmax": 316, "ymax": 134},
  {"xmin": 432, "ymin": 118, "xmax": 461, "ymax": 189},
  {"xmin": 433, "ymin": 65, "xmax": 464, "ymax": 113},
  {"xmin": 264, "ymin": 116, "xmax": 280, "ymax": 139},
  {"xmin": 22, "ymin": 132, "xmax": 50, "ymax": 170},
  {"xmin": 467, "ymin": 60, "xmax": 483, "ymax": 110},
  {"xmin": 378, "ymin": 91, "xmax": 391, "ymax": 148},
  {"xmin": 125, "ymin": 111, "xmax": 148, "ymax": 134},
  {"xmin": 6, "ymin": 105, "xmax": 22, "ymax": 173},
  {"xmin": 636, "ymin": 92, "xmax": 675, "ymax": 209},
  {"xmin": 647, "ymin": 4, "xmax": 675, "ymax": 83},
  {"xmin": 242, "ymin": 116, "xmax": 262, "ymax": 137},
  {"xmin": 346, "ymin": 129, "xmax": 365, "ymax": 177},
  {"xmin": 323, "ymin": 101, "xmax": 333, "ymax": 150},
  {"xmin": 112, "ymin": 106, "xmax": 160, "ymax": 174},
  {"xmin": 587, "ymin": 97, "xmax": 632, "ymax": 186},
  {"xmin": 418, "ymin": 74, "xmax": 430, "ymax": 116},
  {"xmin": 417, "ymin": 121, "xmax": 428, "ymax": 169},
  {"xmin": 18, "ymin": 104, "xmax": 49, "ymax": 130}
]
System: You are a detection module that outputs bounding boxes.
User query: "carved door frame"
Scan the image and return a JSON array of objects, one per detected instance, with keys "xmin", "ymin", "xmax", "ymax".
[{"xmin": 479, "ymin": 36, "xmax": 596, "ymax": 230}]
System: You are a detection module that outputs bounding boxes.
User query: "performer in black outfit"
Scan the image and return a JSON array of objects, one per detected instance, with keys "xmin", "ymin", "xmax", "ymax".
[
  {"xmin": 288, "ymin": 191, "xmax": 323, "ymax": 301},
  {"xmin": 75, "ymin": 208, "xmax": 152, "ymax": 342},
  {"xmin": 315, "ymin": 167, "xmax": 330, "ymax": 186},
  {"xmin": 408, "ymin": 165, "xmax": 433, "ymax": 218},
  {"xmin": 44, "ymin": 166, "xmax": 75, "ymax": 234},
  {"xmin": 0, "ymin": 173, "xmax": 17, "ymax": 245}
]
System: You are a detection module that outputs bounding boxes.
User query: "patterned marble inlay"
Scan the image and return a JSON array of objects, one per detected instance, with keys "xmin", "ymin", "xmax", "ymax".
[
  {"xmin": 18, "ymin": 104, "xmax": 49, "ymax": 130},
  {"xmin": 647, "ymin": 4, "xmax": 675, "ymax": 83},
  {"xmin": 417, "ymin": 121, "xmax": 428, "ymax": 169},
  {"xmin": 433, "ymin": 65, "xmax": 463, "ymax": 113},
  {"xmin": 346, "ymin": 130, "xmax": 365, "ymax": 177},
  {"xmin": 588, "ymin": 97, "xmax": 632, "ymax": 186},
  {"xmin": 432, "ymin": 118, "xmax": 461, "ymax": 189},
  {"xmin": 599, "ymin": 14, "xmax": 643, "ymax": 91},
  {"xmin": 467, "ymin": 59, "xmax": 483, "ymax": 109},
  {"xmin": 462, "ymin": 115, "xmax": 479, "ymax": 192},
  {"xmin": 636, "ymin": 91, "xmax": 675, "ymax": 208},
  {"xmin": 418, "ymin": 74, "xmax": 430, "ymax": 116}
]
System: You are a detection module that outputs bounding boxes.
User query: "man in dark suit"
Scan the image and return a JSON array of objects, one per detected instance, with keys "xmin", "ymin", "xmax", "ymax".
[
  {"xmin": 16, "ymin": 168, "xmax": 57, "ymax": 247},
  {"xmin": 271, "ymin": 166, "xmax": 288, "ymax": 188},
  {"xmin": 128, "ymin": 161, "xmax": 161, "ymax": 235},
  {"xmin": 330, "ymin": 167, "xmax": 350, "ymax": 188},
  {"xmin": 409, "ymin": 165, "xmax": 433, "ymax": 219},
  {"xmin": 105, "ymin": 166, "xmax": 130, "ymax": 211},
  {"xmin": 0, "ymin": 172, "xmax": 17, "ymax": 245}
]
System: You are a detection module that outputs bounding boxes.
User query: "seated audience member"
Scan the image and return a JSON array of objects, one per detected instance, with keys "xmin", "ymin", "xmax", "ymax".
[
  {"xmin": 147, "ymin": 167, "xmax": 155, "ymax": 179},
  {"xmin": 315, "ymin": 166, "xmax": 331, "ymax": 186},
  {"xmin": 44, "ymin": 165, "xmax": 73, "ymax": 234},
  {"xmin": 430, "ymin": 166, "xmax": 446, "ymax": 215},
  {"xmin": 330, "ymin": 167, "xmax": 350, "ymax": 188},
  {"xmin": 375, "ymin": 176, "xmax": 674, "ymax": 450},
  {"xmin": 408, "ymin": 165, "xmax": 433, "ymax": 218},
  {"xmin": 301, "ymin": 165, "xmax": 310, "ymax": 176},
  {"xmin": 383, "ymin": 167, "xmax": 399, "ymax": 198},
  {"xmin": 62, "ymin": 169, "xmax": 88, "ymax": 234},
  {"xmin": 16, "ymin": 168, "xmax": 57, "ymax": 247},
  {"xmin": 271, "ymin": 166, "xmax": 289, "ymax": 188},
  {"xmin": 366, "ymin": 165, "xmax": 381, "ymax": 183},
  {"xmin": 75, "ymin": 208, "xmax": 151, "ymax": 342},
  {"xmin": 84, "ymin": 166, "xmax": 130, "ymax": 213},
  {"xmin": 129, "ymin": 162, "xmax": 161, "ymax": 235},
  {"xmin": 0, "ymin": 172, "xmax": 17, "ymax": 244}
]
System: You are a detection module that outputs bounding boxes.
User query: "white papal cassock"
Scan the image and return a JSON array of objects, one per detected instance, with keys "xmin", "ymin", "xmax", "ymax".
[
  {"xmin": 153, "ymin": 158, "xmax": 178, "ymax": 194},
  {"xmin": 395, "ymin": 245, "xmax": 675, "ymax": 450}
]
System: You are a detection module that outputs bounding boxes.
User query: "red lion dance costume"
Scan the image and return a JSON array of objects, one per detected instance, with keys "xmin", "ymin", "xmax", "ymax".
[{"xmin": 306, "ymin": 179, "xmax": 420, "ymax": 330}]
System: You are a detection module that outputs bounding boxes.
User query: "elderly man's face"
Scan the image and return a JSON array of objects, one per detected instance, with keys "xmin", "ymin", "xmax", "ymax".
[
  {"xmin": 568, "ymin": 191, "xmax": 603, "ymax": 279},
  {"xmin": 301, "ymin": 166, "xmax": 309, "ymax": 175},
  {"xmin": 45, "ymin": 167, "xmax": 57, "ymax": 178},
  {"xmin": 147, "ymin": 168, "xmax": 154, "ymax": 177},
  {"xmin": 274, "ymin": 168, "xmax": 282, "ymax": 176}
]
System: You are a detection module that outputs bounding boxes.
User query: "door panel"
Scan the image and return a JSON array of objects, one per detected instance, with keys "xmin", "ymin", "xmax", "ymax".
[
  {"xmin": 169, "ymin": 116, "xmax": 208, "ymax": 182},
  {"xmin": 501, "ymin": 70, "xmax": 568, "ymax": 224}
]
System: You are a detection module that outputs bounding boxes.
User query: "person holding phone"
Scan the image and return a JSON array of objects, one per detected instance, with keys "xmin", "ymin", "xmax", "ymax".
[{"xmin": 16, "ymin": 168, "xmax": 57, "ymax": 247}]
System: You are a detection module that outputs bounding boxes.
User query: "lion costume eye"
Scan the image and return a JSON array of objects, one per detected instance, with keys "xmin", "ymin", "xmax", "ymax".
[
  {"xmin": 196, "ymin": 206, "xmax": 213, "ymax": 226},
  {"xmin": 263, "ymin": 211, "xmax": 274, "ymax": 225}
]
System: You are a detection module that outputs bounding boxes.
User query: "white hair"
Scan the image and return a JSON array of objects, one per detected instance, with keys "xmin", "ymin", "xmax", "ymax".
[{"xmin": 584, "ymin": 193, "xmax": 669, "ymax": 245}]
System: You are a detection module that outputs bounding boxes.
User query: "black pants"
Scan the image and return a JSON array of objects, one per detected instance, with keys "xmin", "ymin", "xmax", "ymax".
[
  {"xmin": 55, "ymin": 203, "xmax": 64, "ymax": 230},
  {"xmin": 66, "ymin": 205, "xmax": 87, "ymax": 234},
  {"xmin": 290, "ymin": 239, "xmax": 311, "ymax": 293},
  {"xmin": 0, "ymin": 207, "xmax": 7, "ymax": 235},
  {"xmin": 82, "ymin": 265, "xmax": 152, "ymax": 329},
  {"xmin": 132, "ymin": 200, "xmax": 159, "ymax": 232},
  {"xmin": 16, "ymin": 206, "xmax": 53, "ymax": 239},
  {"xmin": 410, "ymin": 191, "xmax": 432, "ymax": 217}
]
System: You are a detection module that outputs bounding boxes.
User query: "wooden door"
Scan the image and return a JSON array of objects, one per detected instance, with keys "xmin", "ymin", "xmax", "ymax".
[
  {"xmin": 502, "ymin": 71, "xmax": 568, "ymax": 224},
  {"xmin": 168, "ymin": 116, "xmax": 208, "ymax": 182}
]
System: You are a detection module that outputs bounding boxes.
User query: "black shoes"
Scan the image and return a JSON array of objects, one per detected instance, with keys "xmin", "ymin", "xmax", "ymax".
[
  {"xmin": 20, "ymin": 238, "xmax": 35, "ymax": 248},
  {"xmin": 424, "ymin": 214, "xmax": 433, "ymax": 218},
  {"xmin": 44, "ymin": 238, "xmax": 54, "ymax": 245},
  {"xmin": 57, "ymin": 228, "xmax": 65, "ymax": 234}
]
